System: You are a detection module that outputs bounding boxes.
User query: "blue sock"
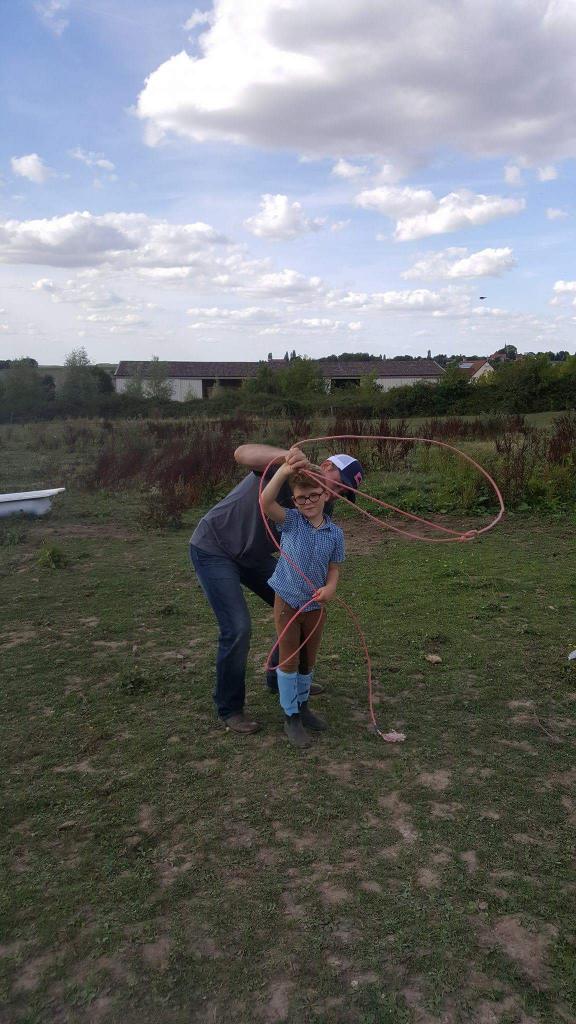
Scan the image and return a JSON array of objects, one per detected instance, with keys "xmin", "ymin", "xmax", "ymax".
[
  {"xmin": 277, "ymin": 670, "xmax": 298, "ymax": 716},
  {"xmin": 297, "ymin": 671, "xmax": 314, "ymax": 704}
]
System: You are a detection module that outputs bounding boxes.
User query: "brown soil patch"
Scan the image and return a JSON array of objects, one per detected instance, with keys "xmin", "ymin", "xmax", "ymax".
[
  {"xmin": 343, "ymin": 518, "xmax": 389, "ymax": 554},
  {"xmin": 0, "ymin": 629, "xmax": 36, "ymax": 650},
  {"xmin": 318, "ymin": 882, "xmax": 352, "ymax": 906},
  {"xmin": 478, "ymin": 914, "xmax": 558, "ymax": 983},
  {"xmin": 378, "ymin": 791, "xmax": 419, "ymax": 843},
  {"xmin": 417, "ymin": 769, "xmax": 452, "ymax": 792},
  {"xmin": 262, "ymin": 979, "xmax": 294, "ymax": 1023},
  {"xmin": 359, "ymin": 880, "xmax": 383, "ymax": 894},
  {"xmin": 141, "ymin": 936, "xmax": 171, "ymax": 970},
  {"xmin": 12, "ymin": 953, "xmax": 54, "ymax": 994},
  {"xmin": 417, "ymin": 867, "xmax": 441, "ymax": 890},
  {"xmin": 323, "ymin": 761, "xmax": 354, "ymax": 783},
  {"xmin": 430, "ymin": 802, "xmax": 463, "ymax": 819},
  {"xmin": 460, "ymin": 850, "xmax": 479, "ymax": 874},
  {"xmin": 53, "ymin": 759, "xmax": 96, "ymax": 774}
]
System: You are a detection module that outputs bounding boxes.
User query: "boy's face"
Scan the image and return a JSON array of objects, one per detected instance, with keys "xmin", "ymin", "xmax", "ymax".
[{"xmin": 292, "ymin": 484, "xmax": 328, "ymax": 520}]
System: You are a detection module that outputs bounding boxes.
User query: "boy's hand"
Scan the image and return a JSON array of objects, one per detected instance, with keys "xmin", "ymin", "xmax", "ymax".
[
  {"xmin": 313, "ymin": 586, "xmax": 335, "ymax": 605},
  {"xmin": 284, "ymin": 446, "xmax": 310, "ymax": 472}
]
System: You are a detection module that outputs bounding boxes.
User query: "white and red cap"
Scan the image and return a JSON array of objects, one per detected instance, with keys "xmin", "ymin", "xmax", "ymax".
[{"xmin": 326, "ymin": 454, "xmax": 364, "ymax": 502}]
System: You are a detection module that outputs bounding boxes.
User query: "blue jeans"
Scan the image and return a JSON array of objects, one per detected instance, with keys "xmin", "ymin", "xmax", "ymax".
[{"xmin": 190, "ymin": 544, "xmax": 279, "ymax": 719}]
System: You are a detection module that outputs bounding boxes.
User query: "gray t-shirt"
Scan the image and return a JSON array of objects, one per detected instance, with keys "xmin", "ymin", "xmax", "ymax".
[
  {"xmin": 190, "ymin": 469, "xmax": 293, "ymax": 566},
  {"xmin": 190, "ymin": 468, "xmax": 335, "ymax": 567}
]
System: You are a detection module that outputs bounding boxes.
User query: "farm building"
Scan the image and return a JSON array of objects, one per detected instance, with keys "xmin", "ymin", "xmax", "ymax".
[
  {"xmin": 114, "ymin": 358, "xmax": 444, "ymax": 401},
  {"xmin": 458, "ymin": 358, "xmax": 494, "ymax": 381}
]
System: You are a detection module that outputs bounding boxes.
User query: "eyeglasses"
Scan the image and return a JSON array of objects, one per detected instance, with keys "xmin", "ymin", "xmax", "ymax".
[{"xmin": 293, "ymin": 492, "xmax": 324, "ymax": 506}]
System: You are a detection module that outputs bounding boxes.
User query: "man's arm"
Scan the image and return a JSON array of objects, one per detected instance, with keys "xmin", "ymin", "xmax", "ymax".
[
  {"xmin": 260, "ymin": 462, "xmax": 293, "ymax": 524},
  {"xmin": 234, "ymin": 443, "xmax": 310, "ymax": 473}
]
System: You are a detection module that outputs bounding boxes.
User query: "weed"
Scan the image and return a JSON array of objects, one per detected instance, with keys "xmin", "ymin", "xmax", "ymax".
[{"xmin": 37, "ymin": 543, "xmax": 68, "ymax": 569}]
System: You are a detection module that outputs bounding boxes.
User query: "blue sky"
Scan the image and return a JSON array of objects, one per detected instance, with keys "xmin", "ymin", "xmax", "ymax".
[{"xmin": 1, "ymin": 0, "xmax": 576, "ymax": 364}]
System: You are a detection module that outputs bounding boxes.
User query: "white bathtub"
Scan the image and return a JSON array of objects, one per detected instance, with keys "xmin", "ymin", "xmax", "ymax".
[{"xmin": 0, "ymin": 488, "xmax": 65, "ymax": 517}]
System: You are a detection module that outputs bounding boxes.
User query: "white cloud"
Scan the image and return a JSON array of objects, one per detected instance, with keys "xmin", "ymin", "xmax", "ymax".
[
  {"xmin": 394, "ymin": 191, "xmax": 525, "ymax": 241},
  {"xmin": 331, "ymin": 159, "xmax": 367, "ymax": 179},
  {"xmin": 552, "ymin": 280, "xmax": 576, "ymax": 305},
  {"xmin": 32, "ymin": 276, "xmax": 124, "ymax": 309},
  {"xmin": 403, "ymin": 246, "xmax": 516, "ymax": 280},
  {"xmin": 184, "ymin": 9, "xmax": 213, "ymax": 31},
  {"xmin": 136, "ymin": 0, "xmax": 576, "ymax": 165},
  {"xmin": 0, "ymin": 211, "xmax": 230, "ymax": 269},
  {"xmin": 547, "ymin": 207, "xmax": 568, "ymax": 220},
  {"xmin": 538, "ymin": 164, "xmax": 557, "ymax": 181},
  {"xmin": 34, "ymin": 0, "xmax": 69, "ymax": 35},
  {"xmin": 356, "ymin": 185, "xmax": 525, "ymax": 241},
  {"xmin": 327, "ymin": 285, "xmax": 468, "ymax": 316},
  {"xmin": 247, "ymin": 268, "xmax": 324, "ymax": 299},
  {"xmin": 244, "ymin": 194, "xmax": 324, "ymax": 239},
  {"xmin": 70, "ymin": 148, "xmax": 116, "ymax": 172},
  {"xmin": 11, "ymin": 154, "xmax": 53, "ymax": 184},
  {"xmin": 330, "ymin": 219, "xmax": 350, "ymax": 232},
  {"xmin": 504, "ymin": 163, "xmax": 523, "ymax": 186},
  {"xmin": 355, "ymin": 185, "xmax": 437, "ymax": 218}
]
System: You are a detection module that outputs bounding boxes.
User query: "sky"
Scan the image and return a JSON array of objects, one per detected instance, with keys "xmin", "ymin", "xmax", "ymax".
[{"xmin": 1, "ymin": 0, "xmax": 576, "ymax": 366}]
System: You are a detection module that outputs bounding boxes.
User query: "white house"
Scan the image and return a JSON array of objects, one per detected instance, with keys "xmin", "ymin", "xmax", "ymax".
[
  {"xmin": 114, "ymin": 358, "xmax": 445, "ymax": 400},
  {"xmin": 458, "ymin": 359, "xmax": 494, "ymax": 381}
]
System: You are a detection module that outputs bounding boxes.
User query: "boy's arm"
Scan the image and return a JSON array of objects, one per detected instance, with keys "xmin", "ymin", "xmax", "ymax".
[
  {"xmin": 260, "ymin": 462, "xmax": 292, "ymax": 524},
  {"xmin": 235, "ymin": 443, "xmax": 310, "ymax": 473},
  {"xmin": 314, "ymin": 563, "xmax": 340, "ymax": 605}
]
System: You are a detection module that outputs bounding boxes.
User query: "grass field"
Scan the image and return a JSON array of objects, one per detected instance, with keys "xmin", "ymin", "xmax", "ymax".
[{"xmin": 1, "ymin": 469, "xmax": 575, "ymax": 1023}]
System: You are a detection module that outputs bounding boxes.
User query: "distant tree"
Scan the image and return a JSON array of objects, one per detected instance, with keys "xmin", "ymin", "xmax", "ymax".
[
  {"xmin": 124, "ymin": 364, "xmax": 146, "ymax": 398},
  {"xmin": 278, "ymin": 356, "xmax": 324, "ymax": 395},
  {"xmin": 61, "ymin": 347, "xmax": 98, "ymax": 404},
  {"xmin": 318, "ymin": 352, "xmax": 383, "ymax": 362},
  {"xmin": 144, "ymin": 357, "xmax": 173, "ymax": 401},
  {"xmin": 0, "ymin": 360, "xmax": 11, "ymax": 370},
  {"xmin": 90, "ymin": 366, "xmax": 114, "ymax": 394},
  {"xmin": 40, "ymin": 374, "xmax": 56, "ymax": 401},
  {"xmin": 1, "ymin": 358, "xmax": 45, "ymax": 411}
]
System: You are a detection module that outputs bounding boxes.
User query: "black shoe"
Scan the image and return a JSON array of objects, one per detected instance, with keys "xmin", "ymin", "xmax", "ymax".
[
  {"xmin": 299, "ymin": 700, "xmax": 327, "ymax": 732},
  {"xmin": 283, "ymin": 713, "xmax": 312, "ymax": 748}
]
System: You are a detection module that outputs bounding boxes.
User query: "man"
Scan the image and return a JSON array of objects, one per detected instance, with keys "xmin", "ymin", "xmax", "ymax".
[{"xmin": 189, "ymin": 443, "xmax": 363, "ymax": 734}]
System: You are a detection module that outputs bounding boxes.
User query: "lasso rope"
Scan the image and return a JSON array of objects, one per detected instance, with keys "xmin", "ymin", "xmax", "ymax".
[{"xmin": 259, "ymin": 435, "xmax": 505, "ymax": 742}]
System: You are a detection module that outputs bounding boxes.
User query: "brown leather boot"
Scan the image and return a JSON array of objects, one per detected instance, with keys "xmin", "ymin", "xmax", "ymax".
[
  {"xmin": 220, "ymin": 713, "xmax": 260, "ymax": 734},
  {"xmin": 283, "ymin": 713, "xmax": 312, "ymax": 748},
  {"xmin": 299, "ymin": 701, "xmax": 327, "ymax": 731}
]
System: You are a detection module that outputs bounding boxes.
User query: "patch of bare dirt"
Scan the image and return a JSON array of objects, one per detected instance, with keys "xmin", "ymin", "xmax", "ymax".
[
  {"xmin": 53, "ymin": 759, "xmax": 96, "ymax": 774},
  {"xmin": 460, "ymin": 850, "xmax": 479, "ymax": 874},
  {"xmin": 378, "ymin": 791, "xmax": 419, "ymax": 843},
  {"xmin": 141, "ymin": 936, "xmax": 171, "ymax": 970},
  {"xmin": 477, "ymin": 915, "xmax": 558, "ymax": 983},
  {"xmin": 318, "ymin": 882, "xmax": 352, "ymax": 906},
  {"xmin": 12, "ymin": 953, "xmax": 54, "ymax": 994},
  {"xmin": 417, "ymin": 867, "xmax": 441, "ymax": 890},
  {"xmin": 323, "ymin": 761, "xmax": 354, "ymax": 783},
  {"xmin": 430, "ymin": 802, "xmax": 464, "ymax": 819},
  {"xmin": 261, "ymin": 979, "xmax": 294, "ymax": 1023},
  {"xmin": 417, "ymin": 769, "xmax": 452, "ymax": 792},
  {"xmin": 0, "ymin": 629, "xmax": 36, "ymax": 650},
  {"xmin": 359, "ymin": 880, "xmax": 383, "ymax": 894},
  {"xmin": 342, "ymin": 518, "xmax": 389, "ymax": 554}
]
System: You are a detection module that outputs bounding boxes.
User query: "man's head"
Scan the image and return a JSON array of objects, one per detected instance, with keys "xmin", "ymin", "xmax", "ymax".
[{"xmin": 319, "ymin": 454, "xmax": 364, "ymax": 502}]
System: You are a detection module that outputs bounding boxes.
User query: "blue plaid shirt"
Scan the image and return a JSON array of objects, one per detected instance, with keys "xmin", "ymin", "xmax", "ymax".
[{"xmin": 268, "ymin": 508, "xmax": 345, "ymax": 610}]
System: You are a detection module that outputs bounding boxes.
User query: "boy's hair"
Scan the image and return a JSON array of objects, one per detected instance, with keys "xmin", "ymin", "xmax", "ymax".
[{"xmin": 289, "ymin": 466, "xmax": 324, "ymax": 492}]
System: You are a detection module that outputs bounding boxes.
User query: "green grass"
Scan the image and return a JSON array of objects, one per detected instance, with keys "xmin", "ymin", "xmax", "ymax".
[{"xmin": 1, "ymin": 478, "xmax": 575, "ymax": 1023}]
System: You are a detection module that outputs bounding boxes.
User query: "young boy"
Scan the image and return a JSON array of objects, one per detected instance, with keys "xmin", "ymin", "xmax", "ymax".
[{"xmin": 261, "ymin": 463, "xmax": 345, "ymax": 748}]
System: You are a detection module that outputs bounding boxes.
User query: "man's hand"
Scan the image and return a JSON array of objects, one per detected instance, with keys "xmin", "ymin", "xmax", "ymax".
[
  {"xmin": 313, "ymin": 585, "xmax": 335, "ymax": 605},
  {"xmin": 284, "ymin": 446, "xmax": 310, "ymax": 472}
]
